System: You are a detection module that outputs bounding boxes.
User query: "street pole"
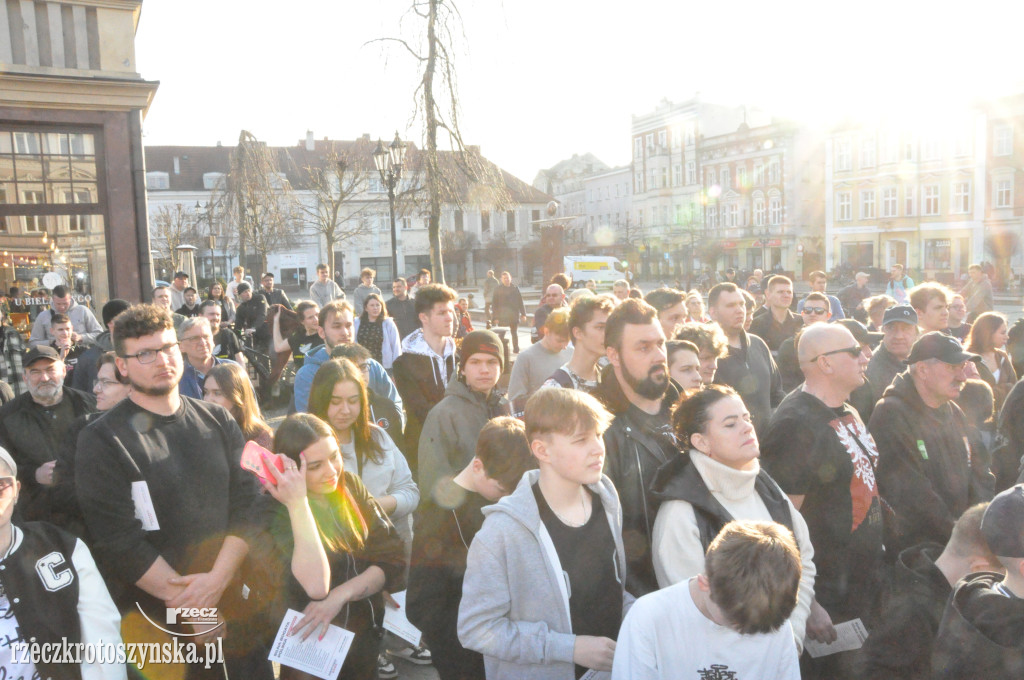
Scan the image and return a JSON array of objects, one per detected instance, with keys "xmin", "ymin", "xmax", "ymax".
[{"xmin": 387, "ymin": 182, "xmax": 398, "ymax": 284}]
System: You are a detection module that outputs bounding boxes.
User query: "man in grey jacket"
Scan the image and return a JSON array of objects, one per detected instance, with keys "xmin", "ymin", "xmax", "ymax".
[
  {"xmin": 418, "ymin": 330, "xmax": 510, "ymax": 501},
  {"xmin": 352, "ymin": 267, "xmax": 382, "ymax": 316},
  {"xmin": 459, "ymin": 388, "xmax": 632, "ymax": 680},
  {"xmin": 29, "ymin": 285, "xmax": 103, "ymax": 346},
  {"xmin": 308, "ymin": 262, "xmax": 345, "ymax": 308}
]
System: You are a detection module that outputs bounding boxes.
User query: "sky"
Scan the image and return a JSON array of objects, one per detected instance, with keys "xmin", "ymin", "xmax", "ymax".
[{"xmin": 135, "ymin": 0, "xmax": 1024, "ymax": 184}]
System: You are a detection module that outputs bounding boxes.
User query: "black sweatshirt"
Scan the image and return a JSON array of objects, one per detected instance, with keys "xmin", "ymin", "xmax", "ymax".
[{"xmin": 75, "ymin": 397, "xmax": 263, "ymax": 612}]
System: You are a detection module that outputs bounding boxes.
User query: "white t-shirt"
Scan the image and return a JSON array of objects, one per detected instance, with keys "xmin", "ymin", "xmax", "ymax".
[
  {"xmin": 612, "ymin": 578, "xmax": 800, "ymax": 680},
  {"xmin": 0, "ymin": 591, "xmax": 36, "ymax": 680}
]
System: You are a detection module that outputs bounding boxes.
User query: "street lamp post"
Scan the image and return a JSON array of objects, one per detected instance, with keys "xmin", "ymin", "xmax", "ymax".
[
  {"xmin": 756, "ymin": 226, "xmax": 771, "ymax": 271},
  {"xmin": 373, "ymin": 132, "xmax": 407, "ymax": 282}
]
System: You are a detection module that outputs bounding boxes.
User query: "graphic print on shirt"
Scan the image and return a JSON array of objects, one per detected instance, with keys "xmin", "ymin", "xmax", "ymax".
[
  {"xmin": 829, "ymin": 413, "xmax": 880, "ymax": 531},
  {"xmin": 698, "ymin": 665, "xmax": 738, "ymax": 679}
]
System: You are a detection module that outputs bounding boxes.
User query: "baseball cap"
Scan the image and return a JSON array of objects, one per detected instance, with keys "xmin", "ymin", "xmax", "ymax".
[
  {"xmin": 460, "ymin": 330, "xmax": 504, "ymax": 372},
  {"xmin": 906, "ymin": 331, "xmax": 981, "ymax": 366},
  {"xmin": 981, "ymin": 484, "xmax": 1024, "ymax": 557},
  {"xmin": 173, "ymin": 271, "xmax": 189, "ymax": 280},
  {"xmin": 882, "ymin": 305, "xmax": 918, "ymax": 328},
  {"xmin": 837, "ymin": 319, "xmax": 883, "ymax": 346},
  {"xmin": 23, "ymin": 345, "xmax": 60, "ymax": 367}
]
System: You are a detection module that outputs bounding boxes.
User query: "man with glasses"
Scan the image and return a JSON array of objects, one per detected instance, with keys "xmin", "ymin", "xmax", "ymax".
[
  {"xmin": 869, "ymin": 332, "xmax": 995, "ymax": 554},
  {"xmin": 778, "ymin": 292, "xmax": 832, "ymax": 391},
  {"xmin": 0, "ymin": 345, "xmax": 95, "ymax": 522},
  {"xmin": 761, "ymin": 323, "xmax": 885, "ymax": 678},
  {"xmin": 76, "ymin": 304, "xmax": 268, "ymax": 678},
  {"xmin": 177, "ymin": 317, "xmax": 247, "ymax": 399},
  {"xmin": 796, "ymin": 270, "xmax": 845, "ymax": 321}
]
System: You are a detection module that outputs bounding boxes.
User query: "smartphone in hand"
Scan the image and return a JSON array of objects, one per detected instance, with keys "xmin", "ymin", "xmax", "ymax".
[{"xmin": 240, "ymin": 440, "xmax": 286, "ymax": 485}]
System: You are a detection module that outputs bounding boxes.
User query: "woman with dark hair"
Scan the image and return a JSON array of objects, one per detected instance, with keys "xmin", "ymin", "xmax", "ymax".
[
  {"xmin": 966, "ymin": 311, "xmax": 1017, "ymax": 410},
  {"xmin": 308, "ymin": 358, "xmax": 418, "ymax": 544},
  {"xmin": 206, "ymin": 279, "xmax": 236, "ymax": 325},
  {"xmin": 649, "ymin": 384, "xmax": 816, "ymax": 649},
  {"xmin": 204, "ymin": 361, "xmax": 273, "ymax": 449},
  {"xmin": 353, "ymin": 293, "xmax": 401, "ymax": 371},
  {"xmin": 267, "ymin": 413, "xmax": 405, "ymax": 680}
]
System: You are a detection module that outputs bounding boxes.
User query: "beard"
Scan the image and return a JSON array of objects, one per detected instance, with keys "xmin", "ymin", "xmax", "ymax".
[
  {"xmin": 28, "ymin": 380, "xmax": 61, "ymax": 403},
  {"xmin": 129, "ymin": 376, "xmax": 176, "ymax": 397},
  {"xmin": 622, "ymin": 361, "xmax": 669, "ymax": 400}
]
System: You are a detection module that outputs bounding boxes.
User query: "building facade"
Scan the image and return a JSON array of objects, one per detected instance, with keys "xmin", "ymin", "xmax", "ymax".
[{"xmin": 0, "ymin": 0, "xmax": 158, "ymax": 309}]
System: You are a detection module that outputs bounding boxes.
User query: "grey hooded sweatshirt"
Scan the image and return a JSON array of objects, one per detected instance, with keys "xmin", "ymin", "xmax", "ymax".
[{"xmin": 458, "ymin": 470, "xmax": 633, "ymax": 680}]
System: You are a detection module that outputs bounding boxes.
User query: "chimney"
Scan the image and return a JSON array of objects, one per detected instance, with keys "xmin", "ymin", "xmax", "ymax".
[{"xmin": 305, "ymin": 130, "xmax": 315, "ymax": 151}]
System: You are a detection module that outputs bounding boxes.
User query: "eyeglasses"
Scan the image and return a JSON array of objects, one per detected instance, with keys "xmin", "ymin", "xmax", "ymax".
[
  {"xmin": 806, "ymin": 346, "xmax": 863, "ymax": 363},
  {"xmin": 121, "ymin": 342, "xmax": 180, "ymax": 364},
  {"xmin": 180, "ymin": 334, "xmax": 213, "ymax": 345},
  {"xmin": 94, "ymin": 378, "xmax": 124, "ymax": 391},
  {"xmin": 802, "ymin": 307, "xmax": 828, "ymax": 315},
  {"xmin": 0, "ymin": 477, "xmax": 15, "ymax": 495}
]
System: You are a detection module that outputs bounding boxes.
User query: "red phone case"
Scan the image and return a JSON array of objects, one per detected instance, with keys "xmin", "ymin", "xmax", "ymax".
[{"xmin": 240, "ymin": 440, "xmax": 286, "ymax": 484}]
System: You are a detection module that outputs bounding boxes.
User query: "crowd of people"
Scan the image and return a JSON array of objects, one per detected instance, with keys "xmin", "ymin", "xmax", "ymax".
[{"xmin": 0, "ymin": 260, "xmax": 1022, "ymax": 680}]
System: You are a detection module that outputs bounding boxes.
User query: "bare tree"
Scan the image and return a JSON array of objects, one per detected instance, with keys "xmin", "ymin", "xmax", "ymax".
[
  {"xmin": 218, "ymin": 130, "xmax": 300, "ymax": 274},
  {"xmin": 372, "ymin": 0, "xmax": 514, "ymax": 285},
  {"xmin": 293, "ymin": 145, "xmax": 375, "ymax": 275},
  {"xmin": 151, "ymin": 204, "xmax": 201, "ymax": 272}
]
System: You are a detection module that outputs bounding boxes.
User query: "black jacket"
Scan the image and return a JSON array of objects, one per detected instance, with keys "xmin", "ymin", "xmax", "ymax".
[
  {"xmin": 866, "ymin": 343, "xmax": 905, "ymax": 404},
  {"xmin": 0, "ymin": 387, "xmax": 96, "ymax": 522},
  {"xmin": 234, "ymin": 296, "xmax": 270, "ymax": 339},
  {"xmin": 69, "ymin": 330, "xmax": 114, "ymax": 393},
  {"xmin": 391, "ymin": 338, "xmax": 457, "ymax": 472},
  {"xmin": 932, "ymin": 572, "xmax": 1024, "ymax": 679},
  {"xmin": 713, "ymin": 329, "xmax": 784, "ymax": 436},
  {"xmin": 748, "ymin": 308, "xmax": 802, "ymax": 354},
  {"xmin": 869, "ymin": 371, "xmax": 994, "ymax": 553},
  {"xmin": 995, "ymin": 380, "xmax": 1024, "ymax": 490},
  {"xmin": 649, "ymin": 453, "xmax": 793, "ymax": 552},
  {"xmin": 859, "ymin": 543, "xmax": 949, "ymax": 680},
  {"xmin": 601, "ymin": 368, "xmax": 680, "ymax": 597},
  {"xmin": 1008, "ymin": 316, "xmax": 1024, "ymax": 378}
]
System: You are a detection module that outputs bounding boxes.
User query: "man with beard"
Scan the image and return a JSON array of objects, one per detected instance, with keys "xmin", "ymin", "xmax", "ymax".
[
  {"xmin": 869, "ymin": 332, "xmax": 995, "ymax": 553},
  {"xmin": 76, "ymin": 304, "xmax": 269, "ymax": 679},
  {"xmin": 600, "ymin": 298, "xmax": 679, "ymax": 597},
  {"xmin": 0, "ymin": 345, "xmax": 95, "ymax": 522}
]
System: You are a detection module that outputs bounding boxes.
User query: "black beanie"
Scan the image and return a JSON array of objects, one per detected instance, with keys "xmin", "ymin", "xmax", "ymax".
[
  {"xmin": 102, "ymin": 299, "xmax": 131, "ymax": 326},
  {"xmin": 460, "ymin": 329, "xmax": 503, "ymax": 372}
]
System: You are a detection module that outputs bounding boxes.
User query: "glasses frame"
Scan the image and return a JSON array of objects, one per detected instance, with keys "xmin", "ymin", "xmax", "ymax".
[
  {"xmin": 120, "ymin": 342, "xmax": 181, "ymax": 364},
  {"xmin": 805, "ymin": 346, "xmax": 863, "ymax": 363}
]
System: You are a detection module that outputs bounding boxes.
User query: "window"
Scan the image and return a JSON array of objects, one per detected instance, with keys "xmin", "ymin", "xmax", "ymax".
[
  {"xmin": 367, "ymin": 177, "xmax": 383, "ymax": 193},
  {"xmin": 736, "ymin": 167, "xmax": 747, "ymax": 189},
  {"xmin": 531, "ymin": 209, "xmax": 540, "ymax": 234},
  {"xmin": 649, "ymin": 169, "xmax": 657, "ymax": 189},
  {"xmin": 685, "ymin": 125, "xmax": 695, "ymax": 145},
  {"xmin": 202, "ymin": 172, "xmax": 225, "ymax": 190},
  {"xmin": 753, "ymin": 198, "xmax": 766, "ymax": 226},
  {"xmin": 673, "ymin": 165, "xmax": 682, "ymax": 186},
  {"xmin": 506, "ymin": 211, "xmax": 516, "ymax": 233},
  {"xmin": 953, "ymin": 134, "xmax": 971, "ymax": 157},
  {"xmin": 905, "ymin": 185, "xmax": 917, "ymax": 216},
  {"xmin": 645, "ymin": 133, "xmax": 654, "ymax": 151},
  {"xmin": 728, "ymin": 204, "xmax": 739, "ymax": 227},
  {"xmin": 671, "ymin": 127, "xmax": 682, "ymax": 149},
  {"xmin": 753, "ymin": 163, "xmax": 764, "ymax": 185},
  {"xmin": 995, "ymin": 179, "xmax": 1013, "ymax": 208},
  {"xmin": 720, "ymin": 169, "xmax": 730, "ymax": 189},
  {"xmin": 994, "ymin": 125, "xmax": 1013, "ymax": 156},
  {"xmin": 951, "ymin": 182, "xmax": 970, "ymax": 214},
  {"xmin": 635, "ymin": 171, "xmax": 643, "ymax": 193},
  {"xmin": 860, "ymin": 136, "xmax": 876, "ymax": 168},
  {"xmin": 882, "ymin": 187, "xmax": 898, "ymax": 217},
  {"xmin": 922, "ymin": 136, "xmax": 941, "ymax": 161},
  {"xmin": 686, "ymin": 161, "xmax": 696, "ymax": 185},
  {"xmin": 768, "ymin": 160, "xmax": 780, "ymax": 184},
  {"xmin": 660, "ymin": 167, "xmax": 668, "ymax": 188},
  {"xmin": 636, "ymin": 210, "xmax": 643, "ymax": 227},
  {"xmin": 923, "ymin": 185, "xmax": 940, "ymax": 215},
  {"xmin": 859, "ymin": 190, "xmax": 875, "ymax": 219},
  {"xmin": 835, "ymin": 139, "xmax": 851, "ymax": 171},
  {"xmin": 146, "ymin": 172, "xmax": 169, "ymax": 191},
  {"xmin": 634, "ymin": 138, "xmax": 643, "ymax": 158},
  {"xmin": 837, "ymin": 192, "xmax": 852, "ymax": 221},
  {"xmin": 481, "ymin": 210, "xmax": 490, "ymax": 232},
  {"xmin": 707, "ymin": 206, "xmax": 718, "ymax": 228},
  {"xmin": 706, "ymin": 170, "xmax": 716, "ymax": 189},
  {"xmin": 880, "ymin": 133, "xmax": 899, "ymax": 164},
  {"xmin": 924, "ymin": 239, "xmax": 952, "ymax": 270},
  {"xmin": 903, "ymin": 137, "xmax": 916, "ymax": 162},
  {"xmin": 769, "ymin": 197, "xmax": 782, "ymax": 225},
  {"xmin": 657, "ymin": 130, "xmax": 667, "ymax": 149}
]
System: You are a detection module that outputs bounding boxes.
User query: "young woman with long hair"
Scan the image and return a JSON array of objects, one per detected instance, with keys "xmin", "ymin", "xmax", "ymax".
[
  {"xmin": 353, "ymin": 293, "xmax": 401, "ymax": 371},
  {"xmin": 206, "ymin": 279, "xmax": 236, "ymax": 325},
  {"xmin": 204, "ymin": 361, "xmax": 273, "ymax": 449},
  {"xmin": 308, "ymin": 358, "xmax": 418, "ymax": 543},
  {"xmin": 266, "ymin": 413, "xmax": 405, "ymax": 680},
  {"xmin": 965, "ymin": 311, "xmax": 1017, "ymax": 409}
]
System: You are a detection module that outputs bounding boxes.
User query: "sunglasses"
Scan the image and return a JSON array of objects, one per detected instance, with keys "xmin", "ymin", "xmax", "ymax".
[
  {"xmin": 802, "ymin": 307, "xmax": 828, "ymax": 316},
  {"xmin": 806, "ymin": 346, "xmax": 863, "ymax": 363}
]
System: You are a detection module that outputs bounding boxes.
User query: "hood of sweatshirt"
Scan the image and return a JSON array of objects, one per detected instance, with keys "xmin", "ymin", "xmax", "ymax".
[
  {"xmin": 881, "ymin": 370, "xmax": 956, "ymax": 424},
  {"xmin": 482, "ymin": 469, "xmax": 621, "ymax": 535},
  {"xmin": 895, "ymin": 542, "xmax": 950, "ymax": 602},
  {"xmin": 442, "ymin": 374, "xmax": 507, "ymax": 413},
  {"xmin": 400, "ymin": 328, "xmax": 456, "ymax": 386},
  {"xmin": 945, "ymin": 572, "xmax": 1024, "ymax": 650}
]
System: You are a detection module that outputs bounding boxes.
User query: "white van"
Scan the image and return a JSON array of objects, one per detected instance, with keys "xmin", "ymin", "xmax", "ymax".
[{"xmin": 563, "ymin": 256, "xmax": 627, "ymax": 288}]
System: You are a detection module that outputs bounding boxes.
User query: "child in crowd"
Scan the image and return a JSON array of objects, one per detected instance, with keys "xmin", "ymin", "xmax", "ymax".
[
  {"xmin": 458, "ymin": 388, "xmax": 631, "ymax": 679},
  {"xmin": 932, "ymin": 484, "xmax": 1024, "ymax": 677},
  {"xmin": 613, "ymin": 520, "xmax": 801, "ymax": 680},
  {"xmin": 407, "ymin": 417, "xmax": 537, "ymax": 680}
]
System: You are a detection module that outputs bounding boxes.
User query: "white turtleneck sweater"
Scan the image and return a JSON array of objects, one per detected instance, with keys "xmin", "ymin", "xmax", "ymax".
[{"xmin": 651, "ymin": 450, "xmax": 816, "ymax": 650}]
